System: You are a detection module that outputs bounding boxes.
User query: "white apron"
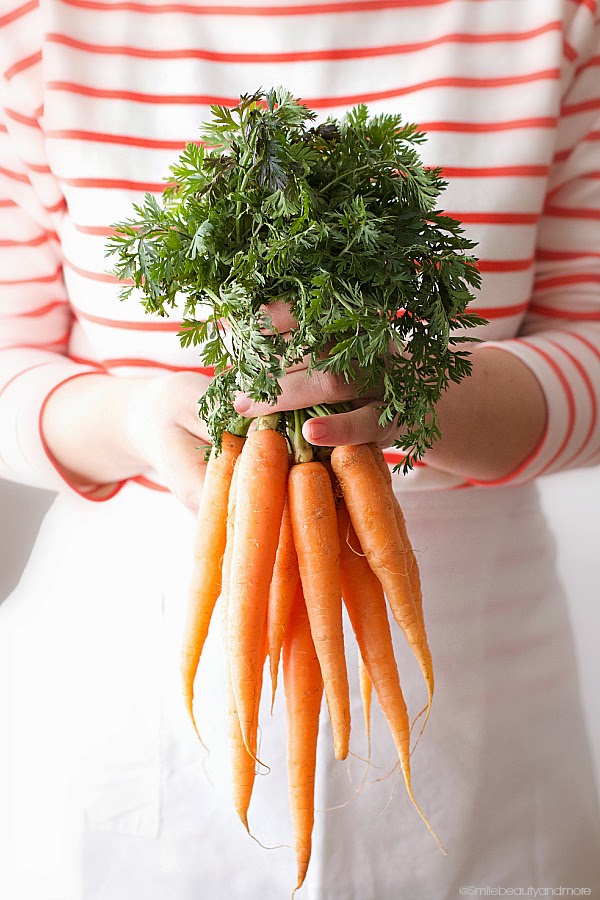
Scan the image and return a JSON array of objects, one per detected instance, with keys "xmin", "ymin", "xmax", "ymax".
[{"xmin": 1, "ymin": 480, "xmax": 599, "ymax": 900}]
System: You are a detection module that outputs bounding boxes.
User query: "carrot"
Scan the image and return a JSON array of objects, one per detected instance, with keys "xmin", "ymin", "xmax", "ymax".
[
  {"xmin": 283, "ymin": 582, "xmax": 323, "ymax": 893},
  {"xmin": 330, "ymin": 444, "xmax": 434, "ymax": 711},
  {"xmin": 288, "ymin": 460, "xmax": 350, "ymax": 762},
  {"xmin": 181, "ymin": 431, "xmax": 245, "ymax": 738},
  {"xmin": 357, "ymin": 647, "xmax": 372, "ymax": 756},
  {"xmin": 336, "ymin": 500, "xmax": 410, "ymax": 773},
  {"xmin": 266, "ymin": 495, "xmax": 300, "ymax": 710},
  {"xmin": 368, "ymin": 445, "xmax": 432, "ymax": 734},
  {"xmin": 220, "ymin": 459, "xmax": 256, "ymax": 829},
  {"xmin": 337, "ymin": 500, "xmax": 443, "ymax": 851},
  {"xmin": 369, "ymin": 445, "xmax": 425, "ymax": 637},
  {"xmin": 228, "ymin": 426, "xmax": 289, "ymax": 758}
]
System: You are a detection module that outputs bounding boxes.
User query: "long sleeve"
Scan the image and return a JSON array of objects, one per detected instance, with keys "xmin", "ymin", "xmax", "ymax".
[
  {"xmin": 479, "ymin": 3, "xmax": 600, "ymax": 486},
  {"xmin": 0, "ymin": 0, "xmax": 101, "ymax": 493}
]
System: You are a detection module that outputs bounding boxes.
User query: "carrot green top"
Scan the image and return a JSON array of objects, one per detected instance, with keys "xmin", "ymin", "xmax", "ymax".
[{"xmin": 108, "ymin": 87, "xmax": 482, "ymax": 470}]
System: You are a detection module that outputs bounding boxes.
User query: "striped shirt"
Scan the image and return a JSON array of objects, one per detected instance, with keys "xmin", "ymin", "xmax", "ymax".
[{"xmin": 0, "ymin": 0, "xmax": 599, "ymax": 497}]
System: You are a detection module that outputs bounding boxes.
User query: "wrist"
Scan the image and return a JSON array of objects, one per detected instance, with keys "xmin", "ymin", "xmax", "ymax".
[
  {"xmin": 422, "ymin": 344, "xmax": 547, "ymax": 482},
  {"xmin": 41, "ymin": 373, "xmax": 153, "ymax": 490}
]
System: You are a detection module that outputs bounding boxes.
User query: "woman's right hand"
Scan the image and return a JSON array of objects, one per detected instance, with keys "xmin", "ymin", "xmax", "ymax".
[{"xmin": 42, "ymin": 371, "xmax": 212, "ymax": 511}]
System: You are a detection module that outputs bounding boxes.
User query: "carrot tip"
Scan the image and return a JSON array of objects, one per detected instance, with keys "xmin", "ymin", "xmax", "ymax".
[
  {"xmin": 184, "ymin": 696, "xmax": 208, "ymax": 751},
  {"xmin": 405, "ymin": 779, "xmax": 447, "ymax": 856},
  {"xmin": 334, "ymin": 741, "xmax": 349, "ymax": 762}
]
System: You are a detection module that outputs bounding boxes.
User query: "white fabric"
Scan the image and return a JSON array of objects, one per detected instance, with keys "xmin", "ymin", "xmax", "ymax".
[{"xmin": 1, "ymin": 481, "xmax": 598, "ymax": 899}]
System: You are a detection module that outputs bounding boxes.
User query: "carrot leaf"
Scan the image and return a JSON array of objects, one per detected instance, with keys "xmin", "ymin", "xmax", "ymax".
[{"xmin": 106, "ymin": 87, "xmax": 484, "ymax": 467}]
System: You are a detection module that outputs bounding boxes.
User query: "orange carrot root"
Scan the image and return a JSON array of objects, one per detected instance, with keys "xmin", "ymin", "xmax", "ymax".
[
  {"xmin": 181, "ymin": 431, "xmax": 245, "ymax": 741},
  {"xmin": 357, "ymin": 646, "xmax": 373, "ymax": 759},
  {"xmin": 337, "ymin": 499, "xmax": 444, "ymax": 855},
  {"xmin": 228, "ymin": 427, "xmax": 289, "ymax": 760},
  {"xmin": 266, "ymin": 496, "xmax": 299, "ymax": 711},
  {"xmin": 331, "ymin": 444, "xmax": 434, "ymax": 713},
  {"xmin": 283, "ymin": 584, "xmax": 324, "ymax": 892},
  {"xmin": 288, "ymin": 460, "xmax": 350, "ymax": 762}
]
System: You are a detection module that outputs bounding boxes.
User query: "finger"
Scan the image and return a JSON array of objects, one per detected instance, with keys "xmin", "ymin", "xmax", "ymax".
[
  {"xmin": 259, "ymin": 299, "xmax": 297, "ymax": 335},
  {"xmin": 234, "ymin": 368, "xmax": 361, "ymax": 417},
  {"xmin": 160, "ymin": 427, "xmax": 208, "ymax": 512},
  {"xmin": 302, "ymin": 403, "xmax": 396, "ymax": 448}
]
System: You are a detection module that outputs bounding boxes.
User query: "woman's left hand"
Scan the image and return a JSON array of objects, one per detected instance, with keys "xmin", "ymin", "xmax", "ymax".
[{"xmin": 232, "ymin": 301, "xmax": 397, "ymax": 448}]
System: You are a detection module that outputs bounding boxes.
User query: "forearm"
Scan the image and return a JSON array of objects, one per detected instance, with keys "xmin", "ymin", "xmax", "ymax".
[{"xmin": 421, "ymin": 346, "xmax": 547, "ymax": 482}]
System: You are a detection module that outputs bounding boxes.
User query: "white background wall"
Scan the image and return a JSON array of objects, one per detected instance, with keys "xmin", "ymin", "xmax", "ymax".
[{"xmin": 1, "ymin": 471, "xmax": 599, "ymax": 789}]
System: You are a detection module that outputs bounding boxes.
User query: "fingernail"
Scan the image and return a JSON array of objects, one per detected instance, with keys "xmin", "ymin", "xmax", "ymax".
[
  {"xmin": 234, "ymin": 393, "xmax": 252, "ymax": 414},
  {"xmin": 306, "ymin": 419, "xmax": 328, "ymax": 442}
]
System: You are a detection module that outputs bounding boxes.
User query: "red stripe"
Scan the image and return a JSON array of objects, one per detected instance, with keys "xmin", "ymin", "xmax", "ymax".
[
  {"xmin": 477, "ymin": 258, "xmax": 533, "ymax": 273},
  {"xmin": 72, "ymin": 223, "xmax": 115, "ymax": 236},
  {"xmin": 441, "ymin": 165, "xmax": 548, "ymax": 178},
  {"xmin": 26, "ymin": 161, "xmax": 52, "ymax": 174},
  {"xmin": 535, "ymin": 273, "xmax": 600, "ymax": 290},
  {"xmin": 546, "ymin": 338, "xmax": 597, "ymax": 469},
  {"xmin": 10, "ymin": 330, "xmax": 71, "ymax": 350},
  {"xmin": 0, "ymin": 200, "xmax": 17, "ymax": 208},
  {"xmin": 469, "ymin": 301, "xmax": 527, "ymax": 319},
  {"xmin": 0, "ymin": 164, "xmax": 30, "ymax": 184},
  {"xmin": 46, "ymin": 120, "xmax": 557, "ymax": 151},
  {"xmin": 0, "ymin": 0, "xmax": 37, "ymax": 28},
  {"xmin": 59, "ymin": 176, "xmax": 171, "ymax": 191},
  {"xmin": 46, "ymin": 70, "xmax": 561, "ymax": 108},
  {"xmin": 45, "ymin": 197, "xmax": 67, "ymax": 214},
  {"xmin": 46, "ymin": 128, "xmax": 190, "ymax": 150},
  {"xmin": 70, "ymin": 213, "xmax": 537, "ymax": 236},
  {"xmin": 0, "ymin": 265, "xmax": 62, "ymax": 285},
  {"xmin": 576, "ymin": 53, "xmax": 600, "ymax": 75},
  {"xmin": 562, "ymin": 330, "xmax": 600, "ymax": 362},
  {"xmin": 444, "ymin": 210, "xmax": 539, "ymax": 225},
  {"xmin": 420, "ymin": 116, "xmax": 557, "ymax": 133},
  {"xmin": 536, "ymin": 248, "xmax": 600, "ymax": 261},
  {"xmin": 0, "ymin": 233, "xmax": 49, "ymax": 247},
  {"xmin": 381, "ymin": 449, "xmax": 426, "ymax": 468},
  {"xmin": 563, "ymin": 98, "xmax": 600, "ymax": 116},
  {"xmin": 529, "ymin": 304, "xmax": 600, "ymax": 321},
  {"xmin": 70, "ymin": 353, "xmax": 215, "ymax": 374},
  {"xmin": 4, "ymin": 50, "xmax": 41, "ymax": 80},
  {"xmin": 58, "ymin": 0, "xmax": 502, "ymax": 16},
  {"xmin": 131, "ymin": 474, "xmax": 170, "ymax": 493},
  {"xmin": 46, "ymin": 22, "xmax": 561, "ymax": 64},
  {"xmin": 520, "ymin": 340, "xmax": 576, "ymax": 477},
  {"xmin": 544, "ymin": 204, "xmax": 600, "ymax": 221},
  {"xmin": 74, "ymin": 308, "xmax": 185, "ymax": 332},
  {"xmin": 64, "ymin": 258, "xmax": 122, "ymax": 284},
  {"xmin": 3, "ymin": 107, "xmax": 38, "ymax": 127},
  {"xmin": 20, "ymin": 299, "xmax": 69, "ymax": 318},
  {"xmin": 563, "ymin": 39, "xmax": 577, "ymax": 63}
]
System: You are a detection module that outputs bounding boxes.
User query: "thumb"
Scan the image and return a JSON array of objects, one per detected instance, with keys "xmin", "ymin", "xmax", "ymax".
[{"xmin": 160, "ymin": 427, "xmax": 208, "ymax": 512}]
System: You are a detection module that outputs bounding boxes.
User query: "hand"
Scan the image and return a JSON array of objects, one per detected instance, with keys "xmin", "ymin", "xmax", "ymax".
[
  {"xmin": 233, "ymin": 301, "xmax": 398, "ymax": 448},
  {"xmin": 126, "ymin": 372, "xmax": 212, "ymax": 510},
  {"xmin": 42, "ymin": 371, "xmax": 212, "ymax": 510}
]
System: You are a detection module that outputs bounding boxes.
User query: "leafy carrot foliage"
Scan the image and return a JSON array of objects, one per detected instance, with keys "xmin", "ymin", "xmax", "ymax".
[{"xmin": 107, "ymin": 86, "xmax": 483, "ymax": 469}]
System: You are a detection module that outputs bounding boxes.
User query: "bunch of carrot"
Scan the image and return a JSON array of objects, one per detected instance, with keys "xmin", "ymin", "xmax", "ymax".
[{"xmin": 181, "ymin": 419, "xmax": 440, "ymax": 892}]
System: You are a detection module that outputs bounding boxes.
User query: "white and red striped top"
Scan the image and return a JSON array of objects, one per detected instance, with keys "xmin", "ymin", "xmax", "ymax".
[{"xmin": 1, "ymin": 0, "xmax": 599, "ymax": 497}]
